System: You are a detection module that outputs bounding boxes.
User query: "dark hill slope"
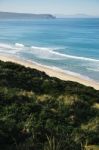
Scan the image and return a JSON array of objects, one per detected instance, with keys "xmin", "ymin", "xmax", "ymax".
[{"xmin": 0, "ymin": 60, "xmax": 99, "ymax": 150}]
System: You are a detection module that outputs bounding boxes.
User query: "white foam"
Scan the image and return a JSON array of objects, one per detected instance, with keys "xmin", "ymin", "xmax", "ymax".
[
  {"xmin": 15, "ymin": 43, "xmax": 24, "ymax": 48},
  {"xmin": 0, "ymin": 43, "xmax": 25, "ymax": 50},
  {"xmin": 0, "ymin": 42, "xmax": 99, "ymax": 63},
  {"xmin": 31, "ymin": 46, "xmax": 51, "ymax": 51},
  {"xmin": 30, "ymin": 45, "xmax": 99, "ymax": 62},
  {"xmin": 0, "ymin": 43, "xmax": 25, "ymax": 55},
  {"xmin": 51, "ymin": 51, "xmax": 99, "ymax": 62},
  {"xmin": 0, "ymin": 43, "xmax": 13, "ymax": 49}
]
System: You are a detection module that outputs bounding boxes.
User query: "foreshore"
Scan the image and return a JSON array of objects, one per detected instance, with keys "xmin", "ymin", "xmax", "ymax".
[{"xmin": 0, "ymin": 55, "xmax": 99, "ymax": 90}]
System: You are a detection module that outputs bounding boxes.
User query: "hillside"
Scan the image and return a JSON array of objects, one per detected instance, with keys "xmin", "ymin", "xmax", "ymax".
[
  {"xmin": 0, "ymin": 12, "xmax": 55, "ymax": 19},
  {"xmin": 0, "ymin": 60, "xmax": 99, "ymax": 150}
]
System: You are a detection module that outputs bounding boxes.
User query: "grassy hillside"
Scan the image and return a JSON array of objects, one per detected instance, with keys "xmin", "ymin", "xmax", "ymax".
[{"xmin": 0, "ymin": 60, "xmax": 99, "ymax": 150}]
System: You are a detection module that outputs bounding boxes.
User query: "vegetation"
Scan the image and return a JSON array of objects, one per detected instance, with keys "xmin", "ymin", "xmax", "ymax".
[{"xmin": 0, "ymin": 60, "xmax": 99, "ymax": 150}]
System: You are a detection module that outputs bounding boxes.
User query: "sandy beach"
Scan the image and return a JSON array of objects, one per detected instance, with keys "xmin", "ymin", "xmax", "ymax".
[{"xmin": 0, "ymin": 55, "xmax": 99, "ymax": 90}]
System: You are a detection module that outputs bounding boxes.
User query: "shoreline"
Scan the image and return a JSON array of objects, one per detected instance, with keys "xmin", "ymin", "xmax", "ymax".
[{"xmin": 0, "ymin": 55, "xmax": 99, "ymax": 90}]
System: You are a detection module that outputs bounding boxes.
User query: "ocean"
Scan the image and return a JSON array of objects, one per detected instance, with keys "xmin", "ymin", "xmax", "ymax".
[{"xmin": 0, "ymin": 18, "xmax": 99, "ymax": 82}]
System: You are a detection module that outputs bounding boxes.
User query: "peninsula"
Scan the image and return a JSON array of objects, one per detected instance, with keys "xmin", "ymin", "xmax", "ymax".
[{"xmin": 0, "ymin": 11, "xmax": 55, "ymax": 19}]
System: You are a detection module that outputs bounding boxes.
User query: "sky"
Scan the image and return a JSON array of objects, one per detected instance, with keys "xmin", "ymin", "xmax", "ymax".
[{"xmin": 0, "ymin": 0, "xmax": 99, "ymax": 16}]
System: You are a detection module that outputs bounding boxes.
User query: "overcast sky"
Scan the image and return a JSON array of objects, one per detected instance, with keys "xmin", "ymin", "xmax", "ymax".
[{"xmin": 0, "ymin": 0, "xmax": 99, "ymax": 16}]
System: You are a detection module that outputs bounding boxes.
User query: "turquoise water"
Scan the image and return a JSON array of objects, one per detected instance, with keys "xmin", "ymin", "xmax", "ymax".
[{"xmin": 0, "ymin": 18, "xmax": 99, "ymax": 81}]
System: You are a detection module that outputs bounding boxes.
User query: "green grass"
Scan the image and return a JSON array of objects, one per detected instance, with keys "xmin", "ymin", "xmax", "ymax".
[
  {"xmin": 0, "ymin": 60, "xmax": 99, "ymax": 150},
  {"xmin": 85, "ymin": 145, "xmax": 99, "ymax": 150}
]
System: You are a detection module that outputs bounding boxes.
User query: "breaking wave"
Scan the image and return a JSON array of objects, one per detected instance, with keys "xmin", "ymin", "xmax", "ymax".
[
  {"xmin": 0, "ymin": 42, "xmax": 99, "ymax": 63},
  {"xmin": 15, "ymin": 43, "xmax": 24, "ymax": 48},
  {"xmin": 30, "ymin": 45, "xmax": 99, "ymax": 62}
]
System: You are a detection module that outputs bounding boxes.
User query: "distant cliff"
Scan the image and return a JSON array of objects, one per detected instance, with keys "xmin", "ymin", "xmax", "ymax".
[{"xmin": 0, "ymin": 12, "xmax": 56, "ymax": 19}]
